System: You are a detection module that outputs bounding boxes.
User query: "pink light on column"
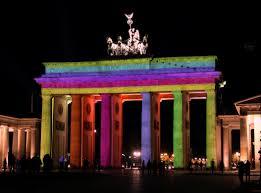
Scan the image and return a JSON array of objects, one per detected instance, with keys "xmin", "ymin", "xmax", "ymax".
[{"xmin": 100, "ymin": 94, "xmax": 111, "ymax": 167}]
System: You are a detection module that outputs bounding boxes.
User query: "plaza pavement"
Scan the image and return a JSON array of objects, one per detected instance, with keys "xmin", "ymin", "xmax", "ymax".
[{"xmin": 0, "ymin": 169, "xmax": 260, "ymax": 193}]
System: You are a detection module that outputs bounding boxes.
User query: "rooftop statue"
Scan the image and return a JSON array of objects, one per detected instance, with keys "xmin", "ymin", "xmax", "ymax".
[{"xmin": 107, "ymin": 12, "xmax": 148, "ymax": 56}]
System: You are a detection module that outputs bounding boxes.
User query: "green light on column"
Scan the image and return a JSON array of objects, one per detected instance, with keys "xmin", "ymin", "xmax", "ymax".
[
  {"xmin": 40, "ymin": 94, "xmax": 52, "ymax": 160},
  {"xmin": 173, "ymin": 91, "xmax": 183, "ymax": 168},
  {"xmin": 206, "ymin": 90, "xmax": 216, "ymax": 167}
]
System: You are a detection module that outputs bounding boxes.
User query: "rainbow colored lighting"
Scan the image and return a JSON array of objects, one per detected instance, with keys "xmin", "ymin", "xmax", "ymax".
[
  {"xmin": 35, "ymin": 56, "xmax": 221, "ymax": 168},
  {"xmin": 36, "ymin": 56, "xmax": 220, "ymax": 91}
]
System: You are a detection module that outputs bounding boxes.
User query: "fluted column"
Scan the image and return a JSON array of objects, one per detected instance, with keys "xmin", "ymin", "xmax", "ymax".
[
  {"xmin": 206, "ymin": 90, "xmax": 217, "ymax": 167},
  {"xmin": 141, "ymin": 92, "xmax": 152, "ymax": 164},
  {"xmin": 111, "ymin": 94, "xmax": 123, "ymax": 168},
  {"xmin": 100, "ymin": 94, "xmax": 111, "ymax": 167},
  {"xmin": 26, "ymin": 130, "xmax": 31, "ymax": 158},
  {"xmin": 82, "ymin": 95, "xmax": 95, "ymax": 166},
  {"xmin": 2, "ymin": 126, "xmax": 9, "ymax": 164},
  {"xmin": 182, "ymin": 91, "xmax": 190, "ymax": 167},
  {"xmin": 0, "ymin": 127, "xmax": 3, "ymax": 167},
  {"xmin": 40, "ymin": 94, "xmax": 52, "ymax": 160},
  {"xmin": 70, "ymin": 95, "xmax": 82, "ymax": 168},
  {"xmin": 254, "ymin": 115, "xmax": 261, "ymax": 171},
  {"xmin": 30, "ymin": 129, "xmax": 36, "ymax": 158},
  {"xmin": 173, "ymin": 91, "xmax": 183, "ymax": 168},
  {"xmin": 12, "ymin": 128, "xmax": 19, "ymax": 158},
  {"xmin": 223, "ymin": 126, "xmax": 229, "ymax": 169},
  {"xmin": 152, "ymin": 93, "xmax": 160, "ymax": 162},
  {"xmin": 18, "ymin": 129, "xmax": 26, "ymax": 159},
  {"xmin": 240, "ymin": 116, "xmax": 248, "ymax": 161}
]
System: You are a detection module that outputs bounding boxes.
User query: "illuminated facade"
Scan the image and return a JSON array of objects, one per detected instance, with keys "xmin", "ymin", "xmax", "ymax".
[
  {"xmin": 35, "ymin": 56, "xmax": 220, "ymax": 168},
  {"xmin": 0, "ymin": 115, "xmax": 40, "ymax": 168},
  {"xmin": 217, "ymin": 95, "xmax": 261, "ymax": 170}
]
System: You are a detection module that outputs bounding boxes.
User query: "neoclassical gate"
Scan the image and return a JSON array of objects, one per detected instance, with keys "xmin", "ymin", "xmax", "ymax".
[{"xmin": 35, "ymin": 56, "xmax": 220, "ymax": 168}]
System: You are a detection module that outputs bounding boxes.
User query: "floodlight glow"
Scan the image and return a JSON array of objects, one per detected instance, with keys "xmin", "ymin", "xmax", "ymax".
[{"xmin": 133, "ymin": 151, "xmax": 141, "ymax": 157}]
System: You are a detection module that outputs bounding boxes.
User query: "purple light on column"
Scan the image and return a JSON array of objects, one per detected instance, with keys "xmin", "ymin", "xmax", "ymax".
[
  {"xmin": 141, "ymin": 92, "xmax": 151, "ymax": 164},
  {"xmin": 100, "ymin": 94, "xmax": 111, "ymax": 167}
]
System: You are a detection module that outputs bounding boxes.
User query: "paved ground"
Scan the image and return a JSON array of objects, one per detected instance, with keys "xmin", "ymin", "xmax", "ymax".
[{"xmin": 0, "ymin": 169, "xmax": 260, "ymax": 193}]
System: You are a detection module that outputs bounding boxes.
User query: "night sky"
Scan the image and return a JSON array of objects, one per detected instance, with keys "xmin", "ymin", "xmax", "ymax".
[{"xmin": 0, "ymin": 1, "xmax": 259, "ymax": 155}]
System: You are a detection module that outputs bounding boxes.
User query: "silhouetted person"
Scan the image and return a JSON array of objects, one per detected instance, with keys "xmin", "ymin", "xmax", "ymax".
[
  {"xmin": 238, "ymin": 161, "xmax": 244, "ymax": 184},
  {"xmin": 20, "ymin": 155, "xmax": 27, "ymax": 174},
  {"xmin": 64, "ymin": 155, "xmax": 69, "ymax": 171},
  {"xmin": 93, "ymin": 159, "xmax": 98, "ymax": 174},
  {"xmin": 188, "ymin": 160, "xmax": 193, "ymax": 174},
  {"xmin": 219, "ymin": 160, "xmax": 224, "ymax": 175},
  {"xmin": 83, "ymin": 158, "xmax": 89, "ymax": 171},
  {"xmin": 27, "ymin": 157, "xmax": 33, "ymax": 174},
  {"xmin": 3, "ymin": 158, "xmax": 7, "ymax": 174},
  {"xmin": 251, "ymin": 158, "xmax": 255, "ymax": 170},
  {"xmin": 32, "ymin": 154, "xmax": 42, "ymax": 174},
  {"xmin": 211, "ymin": 159, "xmax": 215, "ymax": 175},
  {"xmin": 8, "ymin": 152, "xmax": 15, "ymax": 174},
  {"xmin": 141, "ymin": 160, "xmax": 145, "ymax": 176},
  {"xmin": 59, "ymin": 155, "xmax": 64, "ymax": 171},
  {"xmin": 158, "ymin": 161, "xmax": 162, "ymax": 176},
  {"xmin": 199, "ymin": 161, "xmax": 203, "ymax": 171},
  {"xmin": 43, "ymin": 154, "xmax": 52, "ymax": 173},
  {"xmin": 147, "ymin": 159, "xmax": 151, "ymax": 175},
  {"xmin": 245, "ymin": 160, "xmax": 251, "ymax": 183},
  {"xmin": 152, "ymin": 160, "xmax": 157, "ymax": 175},
  {"xmin": 162, "ymin": 161, "xmax": 166, "ymax": 176}
]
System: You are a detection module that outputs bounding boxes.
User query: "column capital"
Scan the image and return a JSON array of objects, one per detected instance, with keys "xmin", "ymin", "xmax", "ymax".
[
  {"xmin": 30, "ymin": 128, "xmax": 36, "ymax": 132},
  {"xmin": 41, "ymin": 94, "xmax": 52, "ymax": 99},
  {"xmin": 0, "ymin": 125, "xmax": 8, "ymax": 129},
  {"xmin": 173, "ymin": 90, "xmax": 182, "ymax": 94},
  {"xmin": 206, "ymin": 89, "xmax": 215, "ymax": 94}
]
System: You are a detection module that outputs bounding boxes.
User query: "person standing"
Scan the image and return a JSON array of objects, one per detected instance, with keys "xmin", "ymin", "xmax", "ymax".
[
  {"xmin": 141, "ymin": 160, "xmax": 145, "ymax": 176},
  {"xmin": 3, "ymin": 158, "xmax": 7, "ymax": 174},
  {"xmin": 219, "ymin": 160, "xmax": 224, "ymax": 175},
  {"xmin": 211, "ymin": 159, "xmax": 215, "ymax": 175}
]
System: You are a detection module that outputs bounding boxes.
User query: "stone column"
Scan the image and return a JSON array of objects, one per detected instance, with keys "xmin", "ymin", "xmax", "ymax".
[
  {"xmin": 82, "ymin": 95, "xmax": 95, "ymax": 166},
  {"xmin": 182, "ymin": 91, "xmax": 190, "ymax": 167},
  {"xmin": 30, "ymin": 129, "xmax": 36, "ymax": 158},
  {"xmin": 100, "ymin": 94, "xmax": 111, "ymax": 167},
  {"xmin": 141, "ymin": 92, "xmax": 152, "ymax": 164},
  {"xmin": 26, "ymin": 130, "xmax": 31, "ymax": 158},
  {"xmin": 18, "ymin": 129, "xmax": 26, "ymax": 159},
  {"xmin": 12, "ymin": 128, "xmax": 19, "ymax": 159},
  {"xmin": 40, "ymin": 94, "xmax": 52, "ymax": 160},
  {"xmin": 254, "ymin": 114, "xmax": 261, "ymax": 170},
  {"xmin": 173, "ymin": 91, "xmax": 183, "ymax": 168},
  {"xmin": 206, "ymin": 90, "xmax": 217, "ymax": 167},
  {"xmin": 216, "ymin": 119, "xmax": 222, "ymax": 168},
  {"xmin": 70, "ymin": 95, "xmax": 82, "ymax": 168},
  {"xmin": 111, "ymin": 94, "xmax": 123, "ymax": 168},
  {"xmin": 223, "ymin": 126, "xmax": 230, "ymax": 169},
  {"xmin": 1, "ymin": 126, "xmax": 9, "ymax": 165},
  {"xmin": 240, "ymin": 116, "xmax": 248, "ymax": 161},
  {"xmin": 152, "ymin": 93, "xmax": 160, "ymax": 162},
  {"xmin": 0, "ymin": 127, "xmax": 3, "ymax": 167},
  {"xmin": 2, "ymin": 126, "xmax": 9, "ymax": 164}
]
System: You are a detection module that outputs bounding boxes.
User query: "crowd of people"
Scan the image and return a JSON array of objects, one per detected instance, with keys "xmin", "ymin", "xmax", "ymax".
[
  {"xmin": 140, "ymin": 159, "xmax": 173, "ymax": 176},
  {"xmin": 0, "ymin": 152, "xmax": 255, "ymax": 183},
  {"xmin": 1, "ymin": 152, "xmax": 43, "ymax": 174}
]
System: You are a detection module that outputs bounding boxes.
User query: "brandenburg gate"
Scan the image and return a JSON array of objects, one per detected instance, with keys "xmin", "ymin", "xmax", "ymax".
[{"xmin": 35, "ymin": 56, "xmax": 220, "ymax": 169}]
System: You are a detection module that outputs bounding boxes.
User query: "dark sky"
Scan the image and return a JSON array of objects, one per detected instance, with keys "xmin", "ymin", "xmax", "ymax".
[{"xmin": 0, "ymin": 1, "xmax": 259, "ymax": 117}]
